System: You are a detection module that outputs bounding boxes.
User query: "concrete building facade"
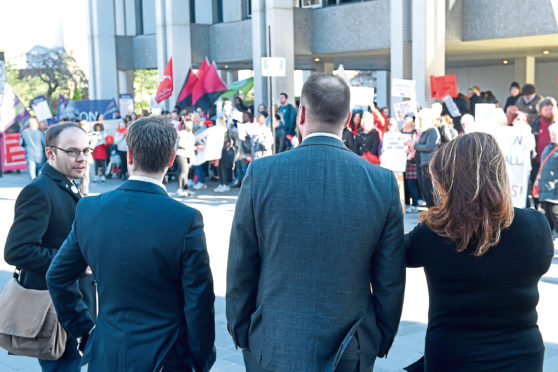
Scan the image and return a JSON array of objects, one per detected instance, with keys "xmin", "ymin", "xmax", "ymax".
[{"xmin": 88, "ymin": 0, "xmax": 558, "ymax": 112}]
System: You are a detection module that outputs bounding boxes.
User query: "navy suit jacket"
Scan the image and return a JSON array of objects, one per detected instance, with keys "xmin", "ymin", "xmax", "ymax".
[
  {"xmin": 46, "ymin": 180, "xmax": 216, "ymax": 372},
  {"xmin": 226, "ymin": 135, "xmax": 406, "ymax": 372}
]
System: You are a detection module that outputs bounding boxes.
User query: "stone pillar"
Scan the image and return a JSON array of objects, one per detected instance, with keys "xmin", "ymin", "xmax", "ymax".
[
  {"xmin": 88, "ymin": 0, "xmax": 119, "ymax": 100},
  {"xmin": 265, "ymin": 0, "xmax": 296, "ymax": 106},
  {"xmin": 118, "ymin": 70, "xmax": 134, "ymax": 95},
  {"xmin": 226, "ymin": 70, "xmax": 239, "ymax": 84},
  {"xmin": 412, "ymin": 0, "xmax": 446, "ymax": 107},
  {"xmin": 251, "ymin": 0, "xmax": 268, "ymax": 108},
  {"xmin": 155, "ymin": 0, "xmax": 192, "ymax": 111},
  {"xmin": 375, "ymin": 71, "xmax": 390, "ymax": 109},
  {"xmin": 514, "ymin": 57, "xmax": 536, "ymax": 85},
  {"xmin": 390, "ymin": 0, "xmax": 412, "ymax": 113}
]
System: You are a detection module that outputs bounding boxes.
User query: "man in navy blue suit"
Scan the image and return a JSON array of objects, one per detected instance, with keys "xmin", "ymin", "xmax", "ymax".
[{"xmin": 46, "ymin": 116, "xmax": 216, "ymax": 372}]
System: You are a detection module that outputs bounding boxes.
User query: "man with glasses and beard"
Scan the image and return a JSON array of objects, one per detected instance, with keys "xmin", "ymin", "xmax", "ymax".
[{"xmin": 4, "ymin": 122, "xmax": 95, "ymax": 372}]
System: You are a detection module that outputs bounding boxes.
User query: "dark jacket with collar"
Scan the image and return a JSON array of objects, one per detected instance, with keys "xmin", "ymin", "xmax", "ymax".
[
  {"xmin": 46, "ymin": 180, "xmax": 216, "ymax": 372},
  {"xmin": 5, "ymin": 162, "xmax": 81, "ymax": 290},
  {"xmin": 414, "ymin": 127, "xmax": 440, "ymax": 166},
  {"xmin": 539, "ymin": 143, "xmax": 558, "ymax": 202},
  {"xmin": 226, "ymin": 135, "xmax": 405, "ymax": 372}
]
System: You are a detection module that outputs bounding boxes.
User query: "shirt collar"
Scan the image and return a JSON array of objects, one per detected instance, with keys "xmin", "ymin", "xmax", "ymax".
[
  {"xmin": 303, "ymin": 132, "xmax": 342, "ymax": 142},
  {"xmin": 128, "ymin": 176, "xmax": 167, "ymax": 192}
]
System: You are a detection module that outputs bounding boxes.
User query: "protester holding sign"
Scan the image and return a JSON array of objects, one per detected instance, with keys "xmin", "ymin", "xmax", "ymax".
[{"xmin": 413, "ymin": 109, "xmax": 440, "ymax": 208}]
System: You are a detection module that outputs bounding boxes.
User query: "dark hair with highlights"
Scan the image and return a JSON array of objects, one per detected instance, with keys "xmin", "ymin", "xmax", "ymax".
[
  {"xmin": 126, "ymin": 116, "xmax": 177, "ymax": 173},
  {"xmin": 420, "ymin": 132, "xmax": 514, "ymax": 256}
]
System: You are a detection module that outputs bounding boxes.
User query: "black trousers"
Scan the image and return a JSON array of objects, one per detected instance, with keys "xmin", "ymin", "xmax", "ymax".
[
  {"xmin": 218, "ymin": 148, "xmax": 235, "ymax": 185},
  {"xmin": 118, "ymin": 151, "xmax": 127, "ymax": 178},
  {"xmin": 418, "ymin": 164, "xmax": 435, "ymax": 207}
]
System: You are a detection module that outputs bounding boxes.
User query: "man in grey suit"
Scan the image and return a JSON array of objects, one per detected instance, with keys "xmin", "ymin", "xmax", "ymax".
[{"xmin": 226, "ymin": 73, "xmax": 405, "ymax": 372}]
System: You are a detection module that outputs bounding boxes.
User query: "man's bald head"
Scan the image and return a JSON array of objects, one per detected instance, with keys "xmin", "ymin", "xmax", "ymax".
[{"xmin": 300, "ymin": 73, "xmax": 351, "ymax": 128}]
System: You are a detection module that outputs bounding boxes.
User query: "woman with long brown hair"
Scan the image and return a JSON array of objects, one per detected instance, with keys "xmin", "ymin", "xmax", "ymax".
[{"xmin": 405, "ymin": 132, "xmax": 553, "ymax": 371}]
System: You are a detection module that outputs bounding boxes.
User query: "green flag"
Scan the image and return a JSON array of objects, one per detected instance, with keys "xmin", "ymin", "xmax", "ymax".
[{"xmin": 219, "ymin": 77, "xmax": 254, "ymax": 99}]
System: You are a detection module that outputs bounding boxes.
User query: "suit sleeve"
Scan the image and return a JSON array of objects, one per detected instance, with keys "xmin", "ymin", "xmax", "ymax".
[
  {"xmin": 226, "ymin": 163, "xmax": 260, "ymax": 349},
  {"xmin": 181, "ymin": 211, "xmax": 216, "ymax": 372},
  {"xmin": 370, "ymin": 173, "xmax": 405, "ymax": 358},
  {"xmin": 46, "ymin": 220, "xmax": 94, "ymax": 339},
  {"xmin": 4, "ymin": 184, "xmax": 58, "ymax": 275}
]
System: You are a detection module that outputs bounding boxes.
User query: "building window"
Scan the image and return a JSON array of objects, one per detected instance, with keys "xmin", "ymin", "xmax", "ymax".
[
  {"xmin": 214, "ymin": 0, "xmax": 223, "ymax": 23},
  {"xmin": 301, "ymin": 0, "xmax": 322, "ymax": 8},
  {"xmin": 190, "ymin": 0, "xmax": 196, "ymax": 23},
  {"xmin": 243, "ymin": 0, "xmax": 251, "ymax": 19}
]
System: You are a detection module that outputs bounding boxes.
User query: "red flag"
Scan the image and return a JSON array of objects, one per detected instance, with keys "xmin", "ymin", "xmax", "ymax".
[
  {"xmin": 176, "ymin": 67, "xmax": 198, "ymax": 108},
  {"xmin": 430, "ymin": 74, "xmax": 458, "ymax": 99},
  {"xmin": 175, "ymin": 58, "xmax": 210, "ymax": 109},
  {"xmin": 155, "ymin": 58, "xmax": 173, "ymax": 103},
  {"xmin": 191, "ymin": 62, "xmax": 227, "ymax": 110}
]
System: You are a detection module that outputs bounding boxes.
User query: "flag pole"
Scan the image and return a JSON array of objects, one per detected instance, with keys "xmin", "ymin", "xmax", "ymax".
[{"xmin": 268, "ymin": 25, "xmax": 276, "ymax": 155}]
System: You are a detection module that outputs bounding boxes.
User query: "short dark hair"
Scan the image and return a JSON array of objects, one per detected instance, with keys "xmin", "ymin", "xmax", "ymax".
[
  {"xmin": 301, "ymin": 73, "xmax": 350, "ymax": 126},
  {"xmin": 280, "ymin": 92, "xmax": 288, "ymax": 99},
  {"xmin": 126, "ymin": 116, "xmax": 177, "ymax": 173},
  {"xmin": 522, "ymin": 84, "xmax": 536, "ymax": 96},
  {"xmin": 45, "ymin": 122, "xmax": 85, "ymax": 148}
]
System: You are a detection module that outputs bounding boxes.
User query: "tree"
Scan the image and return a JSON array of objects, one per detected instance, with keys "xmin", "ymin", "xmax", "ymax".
[
  {"xmin": 23, "ymin": 46, "xmax": 88, "ymax": 108},
  {"xmin": 133, "ymin": 69, "xmax": 158, "ymax": 110}
]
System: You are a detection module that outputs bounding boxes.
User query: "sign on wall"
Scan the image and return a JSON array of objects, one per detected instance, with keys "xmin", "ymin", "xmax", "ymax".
[{"xmin": 261, "ymin": 57, "xmax": 286, "ymax": 77}]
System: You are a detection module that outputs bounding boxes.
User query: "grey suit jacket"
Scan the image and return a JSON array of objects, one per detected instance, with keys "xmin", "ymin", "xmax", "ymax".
[{"xmin": 226, "ymin": 135, "xmax": 405, "ymax": 372}]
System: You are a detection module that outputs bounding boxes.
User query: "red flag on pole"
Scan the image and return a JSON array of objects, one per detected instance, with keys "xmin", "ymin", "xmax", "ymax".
[
  {"xmin": 155, "ymin": 58, "xmax": 173, "ymax": 103},
  {"xmin": 191, "ymin": 62, "xmax": 227, "ymax": 110},
  {"xmin": 430, "ymin": 74, "xmax": 458, "ymax": 99}
]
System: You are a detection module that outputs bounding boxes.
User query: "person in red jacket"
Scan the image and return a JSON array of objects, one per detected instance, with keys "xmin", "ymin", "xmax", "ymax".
[{"xmin": 92, "ymin": 122, "xmax": 108, "ymax": 182}]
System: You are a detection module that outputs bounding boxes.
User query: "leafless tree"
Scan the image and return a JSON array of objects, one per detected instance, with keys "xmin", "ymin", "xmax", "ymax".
[{"xmin": 23, "ymin": 46, "xmax": 88, "ymax": 107}]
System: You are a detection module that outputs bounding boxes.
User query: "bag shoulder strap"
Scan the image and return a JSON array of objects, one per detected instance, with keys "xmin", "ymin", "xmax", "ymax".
[{"xmin": 537, "ymin": 145, "xmax": 558, "ymax": 180}]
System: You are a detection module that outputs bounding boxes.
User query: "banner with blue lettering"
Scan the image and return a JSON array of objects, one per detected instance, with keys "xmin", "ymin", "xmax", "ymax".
[{"xmin": 57, "ymin": 98, "xmax": 120, "ymax": 122}]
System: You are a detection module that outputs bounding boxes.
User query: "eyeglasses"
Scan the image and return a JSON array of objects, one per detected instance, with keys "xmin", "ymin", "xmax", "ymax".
[{"xmin": 51, "ymin": 146, "xmax": 93, "ymax": 158}]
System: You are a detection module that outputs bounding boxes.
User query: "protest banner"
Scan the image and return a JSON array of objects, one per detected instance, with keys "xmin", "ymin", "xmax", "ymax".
[
  {"xmin": 475, "ymin": 103, "xmax": 496, "ymax": 125},
  {"xmin": 443, "ymin": 95, "xmax": 461, "ymax": 117},
  {"xmin": 472, "ymin": 125, "xmax": 533, "ymax": 208},
  {"xmin": 0, "ymin": 52, "xmax": 6, "ymax": 94},
  {"xmin": 380, "ymin": 132, "xmax": 408, "ymax": 173},
  {"xmin": 391, "ymin": 78, "xmax": 416, "ymax": 99},
  {"xmin": 119, "ymin": 94, "xmax": 135, "ymax": 117},
  {"xmin": 0, "ymin": 83, "xmax": 32, "ymax": 132},
  {"xmin": 1, "ymin": 133, "xmax": 27, "ymax": 172},
  {"xmin": 350, "ymin": 87, "xmax": 375, "ymax": 109},
  {"xmin": 430, "ymin": 74, "xmax": 458, "ymax": 99},
  {"xmin": 30, "ymin": 95, "xmax": 53, "ymax": 122},
  {"xmin": 193, "ymin": 125, "xmax": 227, "ymax": 165},
  {"xmin": 58, "ymin": 98, "xmax": 120, "ymax": 121},
  {"xmin": 393, "ymin": 100, "xmax": 418, "ymax": 122}
]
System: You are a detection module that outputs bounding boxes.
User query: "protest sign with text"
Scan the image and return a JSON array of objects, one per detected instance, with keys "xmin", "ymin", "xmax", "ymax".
[
  {"xmin": 1, "ymin": 133, "xmax": 27, "ymax": 172},
  {"xmin": 380, "ymin": 132, "xmax": 409, "ymax": 173},
  {"xmin": 391, "ymin": 78, "xmax": 416, "ymax": 99},
  {"xmin": 350, "ymin": 86, "xmax": 375, "ymax": 110},
  {"xmin": 30, "ymin": 96, "xmax": 53, "ymax": 122},
  {"xmin": 393, "ymin": 100, "xmax": 418, "ymax": 122},
  {"xmin": 430, "ymin": 74, "xmax": 458, "ymax": 99}
]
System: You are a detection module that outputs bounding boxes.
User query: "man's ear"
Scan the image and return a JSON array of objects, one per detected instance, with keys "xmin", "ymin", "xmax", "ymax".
[
  {"xmin": 298, "ymin": 105, "xmax": 306, "ymax": 127},
  {"xmin": 45, "ymin": 147, "xmax": 55, "ymax": 161},
  {"xmin": 127, "ymin": 149, "xmax": 134, "ymax": 166},
  {"xmin": 167, "ymin": 150, "xmax": 176, "ymax": 168}
]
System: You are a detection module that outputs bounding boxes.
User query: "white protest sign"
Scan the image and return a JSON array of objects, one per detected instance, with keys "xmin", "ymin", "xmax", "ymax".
[
  {"xmin": 391, "ymin": 78, "xmax": 416, "ymax": 99},
  {"xmin": 443, "ymin": 95, "xmax": 461, "ymax": 118},
  {"xmin": 261, "ymin": 57, "xmax": 286, "ymax": 77},
  {"xmin": 393, "ymin": 100, "xmax": 418, "ymax": 122},
  {"xmin": 231, "ymin": 109, "xmax": 244, "ymax": 122},
  {"xmin": 380, "ymin": 132, "xmax": 408, "ymax": 173},
  {"xmin": 481, "ymin": 125, "xmax": 534, "ymax": 208},
  {"xmin": 193, "ymin": 125, "xmax": 227, "ymax": 165},
  {"xmin": 475, "ymin": 103, "xmax": 496, "ymax": 124},
  {"xmin": 350, "ymin": 86, "xmax": 375, "ymax": 109},
  {"xmin": 30, "ymin": 96, "xmax": 53, "ymax": 122}
]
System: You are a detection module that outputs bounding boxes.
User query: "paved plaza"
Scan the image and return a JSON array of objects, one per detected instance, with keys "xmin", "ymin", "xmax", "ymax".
[{"xmin": 0, "ymin": 171, "xmax": 556, "ymax": 371}]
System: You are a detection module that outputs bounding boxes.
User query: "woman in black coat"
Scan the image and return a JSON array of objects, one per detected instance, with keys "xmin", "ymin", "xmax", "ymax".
[{"xmin": 405, "ymin": 133, "xmax": 553, "ymax": 372}]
